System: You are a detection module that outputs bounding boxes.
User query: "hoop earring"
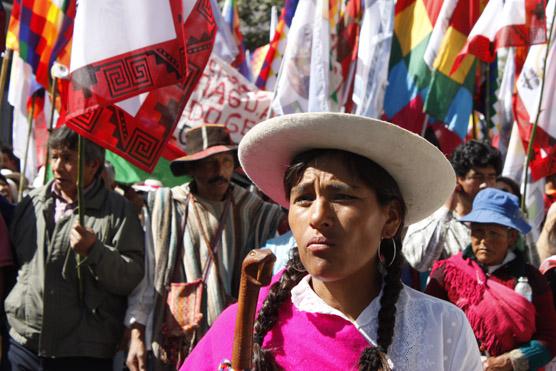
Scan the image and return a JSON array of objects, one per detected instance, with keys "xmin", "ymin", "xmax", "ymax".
[{"xmin": 378, "ymin": 239, "xmax": 397, "ymax": 268}]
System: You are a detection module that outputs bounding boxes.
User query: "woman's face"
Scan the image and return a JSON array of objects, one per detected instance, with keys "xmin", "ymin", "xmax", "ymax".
[
  {"xmin": 288, "ymin": 155, "xmax": 401, "ymax": 283},
  {"xmin": 470, "ymin": 223, "xmax": 516, "ymax": 266}
]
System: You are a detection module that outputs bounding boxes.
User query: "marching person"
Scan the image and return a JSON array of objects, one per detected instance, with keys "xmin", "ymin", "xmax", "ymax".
[
  {"xmin": 426, "ymin": 188, "xmax": 556, "ymax": 371},
  {"xmin": 4, "ymin": 126, "xmax": 144, "ymax": 370},
  {"xmin": 125, "ymin": 124, "xmax": 284, "ymax": 370},
  {"xmin": 402, "ymin": 140, "xmax": 502, "ymax": 273},
  {"xmin": 183, "ymin": 113, "xmax": 482, "ymax": 370}
]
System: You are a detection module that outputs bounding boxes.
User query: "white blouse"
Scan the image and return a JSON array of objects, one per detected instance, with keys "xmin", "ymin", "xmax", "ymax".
[{"xmin": 291, "ymin": 275, "xmax": 483, "ymax": 371}]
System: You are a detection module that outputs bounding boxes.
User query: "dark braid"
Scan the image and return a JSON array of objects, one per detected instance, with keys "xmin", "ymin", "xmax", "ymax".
[
  {"xmin": 252, "ymin": 248, "xmax": 306, "ymax": 370},
  {"xmin": 359, "ymin": 236, "xmax": 404, "ymax": 371}
]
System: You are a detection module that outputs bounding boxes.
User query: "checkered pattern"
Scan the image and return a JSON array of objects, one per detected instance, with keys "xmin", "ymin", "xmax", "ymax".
[
  {"xmin": 383, "ymin": 0, "xmax": 484, "ymax": 140},
  {"xmin": 255, "ymin": 0, "xmax": 299, "ymax": 90},
  {"xmin": 223, "ymin": 0, "xmax": 251, "ymax": 80},
  {"xmin": 7, "ymin": 0, "xmax": 75, "ymax": 89}
]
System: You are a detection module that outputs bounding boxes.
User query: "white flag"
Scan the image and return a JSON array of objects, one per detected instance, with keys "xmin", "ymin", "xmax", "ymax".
[{"xmin": 352, "ymin": 0, "xmax": 394, "ymax": 118}]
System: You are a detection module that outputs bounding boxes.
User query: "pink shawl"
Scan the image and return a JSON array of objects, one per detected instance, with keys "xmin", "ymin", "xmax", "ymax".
[
  {"xmin": 181, "ymin": 273, "xmax": 370, "ymax": 370},
  {"xmin": 540, "ymin": 256, "xmax": 556, "ymax": 275},
  {"xmin": 435, "ymin": 253, "xmax": 536, "ymax": 356}
]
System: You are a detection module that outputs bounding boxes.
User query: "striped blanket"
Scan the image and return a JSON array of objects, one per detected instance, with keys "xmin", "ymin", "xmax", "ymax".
[{"xmin": 149, "ymin": 183, "xmax": 284, "ymax": 366}]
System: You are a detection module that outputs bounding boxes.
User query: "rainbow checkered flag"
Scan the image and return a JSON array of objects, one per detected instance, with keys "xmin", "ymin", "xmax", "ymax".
[
  {"xmin": 255, "ymin": 0, "xmax": 299, "ymax": 91},
  {"xmin": 383, "ymin": 0, "xmax": 483, "ymax": 140},
  {"xmin": 6, "ymin": 0, "xmax": 75, "ymax": 89}
]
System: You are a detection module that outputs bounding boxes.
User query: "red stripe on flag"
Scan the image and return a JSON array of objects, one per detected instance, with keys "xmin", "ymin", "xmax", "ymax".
[{"xmin": 65, "ymin": 0, "xmax": 215, "ymax": 172}]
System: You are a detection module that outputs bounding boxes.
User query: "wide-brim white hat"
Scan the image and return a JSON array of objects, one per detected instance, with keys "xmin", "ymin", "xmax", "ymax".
[{"xmin": 238, "ymin": 112, "xmax": 456, "ymax": 224}]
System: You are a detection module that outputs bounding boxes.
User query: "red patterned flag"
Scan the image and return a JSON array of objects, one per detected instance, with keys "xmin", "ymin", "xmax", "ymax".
[
  {"xmin": 452, "ymin": 0, "xmax": 546, "ymax": 72},
  {"xmin": 64, "ymin": 0, "xmax": 216, "ymax": 172},
  {"xmin": 514, "ymin": 0, "xmax": 556, "ymax": 181}
]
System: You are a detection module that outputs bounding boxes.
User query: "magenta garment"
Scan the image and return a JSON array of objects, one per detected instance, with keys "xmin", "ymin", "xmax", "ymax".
[{"xmin": 181, "ymin": 274, "xmax": 370, "ymax": 371}]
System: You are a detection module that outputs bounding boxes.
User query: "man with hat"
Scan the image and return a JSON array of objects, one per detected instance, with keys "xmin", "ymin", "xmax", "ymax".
[{"xmin": 125, "ymin": 124, "xmax": 285, "ymax": 371}]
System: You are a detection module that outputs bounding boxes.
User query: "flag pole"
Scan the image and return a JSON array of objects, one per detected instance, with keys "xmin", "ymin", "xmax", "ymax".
[
  {"xmin": 43, "ymin": 63, "xmax": 70, "ymax": 185},
  {"xmin": 521, "ymin": 8, "xmax": 556, "ymax": 212},
  {"xmin": 18, "ymin": 94, "xmax": 35, "ymax": 202},
  {"xmin": 485, "ymin": 61, "xmax": 491, "ymax": 134},
  {"xmin": 0, "ymin": 49, "xmax": 13, "ymax": 127},
  {"xmin": 42, "ymin": 78, "xmax": 58, "ymax": 185},
  {"xmin": 420, "ymin": 114, "xmax": 429, "ymax": 137},
  {"xmin": 76, "ymin": 134, "xmax": 85, "ymax": 300},
  {"xmin": 472, "ymin": 111, "xmax": 477, "ymax": 139}
]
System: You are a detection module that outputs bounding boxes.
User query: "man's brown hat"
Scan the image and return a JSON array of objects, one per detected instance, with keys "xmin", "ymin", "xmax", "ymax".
[{"xmin": 170, "ymin": 124, "xmax": 237, "ymax": 176}]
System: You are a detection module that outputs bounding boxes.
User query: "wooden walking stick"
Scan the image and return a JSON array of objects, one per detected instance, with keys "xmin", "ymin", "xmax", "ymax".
[{"xmin": 232, "ymin": 249, "xmax": 276, "ymax": 370}]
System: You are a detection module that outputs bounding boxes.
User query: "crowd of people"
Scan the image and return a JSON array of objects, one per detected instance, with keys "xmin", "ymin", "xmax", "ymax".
[{"xmin": 0, "ymin": 113, "xmax": 556, "ymax": 371}]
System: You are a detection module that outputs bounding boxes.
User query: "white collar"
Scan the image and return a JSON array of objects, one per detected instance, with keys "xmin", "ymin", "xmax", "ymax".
[
  {"xmin": 290, "ymin": 274, "xmax": 382, "ymax": 346},
  {"xmin": 487, "ymin": 250, "xmax": 516, "ymax": 274}
]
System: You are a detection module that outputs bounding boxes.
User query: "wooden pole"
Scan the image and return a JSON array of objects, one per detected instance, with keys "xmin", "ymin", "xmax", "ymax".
[
  {"xmin": 43, "ymin": 78, "xmax": 58, "ymax": 185},
  {"xmin": 232, "ymin": 249, "xmax": 276, "ymax": 370},
  {"xmin": 420, "ymin": 114, "xmax": 429, "ymax": 137},
  {"xmin": 0, "ymin": 49, "xmax": 13, "ymax": 127},
  {"xmin": 18, "ymin": 95, "xmax": 35, "ymax": 202},
  {"xmin": 472, "ymin": 111, "xmax": 477, "ymax": 140},
  {"xmin": 76, "ymin": 134, "xmax": 85, "ymax": 299},
  {"xmin": 485, "ymin": 61, "xmax": 491, "ymax": 135},
  {"xmin": 521, "ymin": 7, "xmax": 556, "ymax": 212}
]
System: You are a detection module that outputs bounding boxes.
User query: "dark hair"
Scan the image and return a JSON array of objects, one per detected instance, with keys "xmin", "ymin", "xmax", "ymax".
[
  {"xmin": 451, "ymin": 140, "xmax": 502, "ymax": 177},
  {"xmin": 252, "ymin": 149, "xmax": 407, "ymax": 371},
  {"xmin": 496, "ymin": 176, "xmax": 522, "ymax": 204},
  {"xmin": 48, "ymin": 126, "xmax": 106, "ymax": 177},
  {"xmin": 0, "ymin": 144, "xmax": 20, "ymax": 171}
]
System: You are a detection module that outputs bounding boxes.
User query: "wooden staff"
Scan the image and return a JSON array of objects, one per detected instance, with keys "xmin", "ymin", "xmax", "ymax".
[
  {"xmin": 76, "ymin": 134, "xmax": 85, "ymax": 299},
  {"xmin": 18, "ymin": 94, "xmax": 35, "ymax": 202},
  {"xmin": 0, "ymin": 49, "xmax": 13, "ymax": 127},
  {"xmin": 232, "ymin": 249, "xmax": 276, "ymax": 370},
  {"xmin": 42, "ymin": 77, "xmax": 58, "ymax": 185}
]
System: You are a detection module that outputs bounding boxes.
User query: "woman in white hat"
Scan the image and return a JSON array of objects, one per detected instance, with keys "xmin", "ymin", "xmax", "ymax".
[{"xmin": 182, "ymin": 113, "xmax": 482, "ymax": 370}]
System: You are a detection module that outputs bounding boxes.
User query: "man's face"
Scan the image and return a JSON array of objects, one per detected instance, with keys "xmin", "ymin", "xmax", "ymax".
[
  {"xmin": 50, "ymin": 147, "xmax": 99, "ymax": 196},
  {"xmin": 190, "ymin": 152, "xmax": 235, "ymax": 201},
  {"xmin": 457, "ymin": 166, "xmax": 497, "ymax": 200}
]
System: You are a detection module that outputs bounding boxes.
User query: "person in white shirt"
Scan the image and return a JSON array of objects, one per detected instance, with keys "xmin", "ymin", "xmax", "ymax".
[{"xmin": 402, "ymin": 140, "xmax": 502, "ymax": 273}]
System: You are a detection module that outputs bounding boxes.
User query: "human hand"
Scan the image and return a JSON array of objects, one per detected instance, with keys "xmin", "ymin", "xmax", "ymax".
[
  {"xmin": 126, "ymin": 324, "xmax": 147, "ymax": 371},
  {"xmin": 444, "ymin": 184, "xmax": 463, "ymax": 211},
  {"xmin": 70, "ymin": 223, "xmax": 96, "ymax": 256},
  {"xmin": 483, "ymin": 355, "xmax": 513, "ymax": 371}
]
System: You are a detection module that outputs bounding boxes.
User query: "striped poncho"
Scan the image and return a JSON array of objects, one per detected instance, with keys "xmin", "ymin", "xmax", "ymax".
[{"xmin": 149, "ymin": 183, "xmax": 284, "ymax": 367}]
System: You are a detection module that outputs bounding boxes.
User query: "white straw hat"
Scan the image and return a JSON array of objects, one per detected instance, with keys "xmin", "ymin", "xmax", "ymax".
[{"xmin": 238, "ymin": 112, "xmax": 455, "ymax": 224}]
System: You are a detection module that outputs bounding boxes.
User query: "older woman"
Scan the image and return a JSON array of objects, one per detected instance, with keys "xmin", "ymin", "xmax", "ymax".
[
  {"xmin": 182, "ymin": 113, "xmax": 482, "ymax": 370},
  {"xmin": 426, "ymin": 188, "xmax": 556, "ymax": 371}
]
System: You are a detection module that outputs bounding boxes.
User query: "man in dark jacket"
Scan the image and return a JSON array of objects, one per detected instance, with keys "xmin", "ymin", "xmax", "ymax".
[{"xmin": 4, "ymin": 126, "xmax": 144, "ymax": 370}]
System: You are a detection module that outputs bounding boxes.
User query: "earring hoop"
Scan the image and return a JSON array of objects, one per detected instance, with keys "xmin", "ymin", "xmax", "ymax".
[{"xmin": 378, "ymin": 239, "xmax": 397, "ymax": 268}]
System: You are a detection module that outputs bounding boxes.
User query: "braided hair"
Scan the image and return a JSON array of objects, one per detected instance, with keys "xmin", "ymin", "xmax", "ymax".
[{"xmin": 252, "ymin": 149, "xmax": 407, "ymax": 370}]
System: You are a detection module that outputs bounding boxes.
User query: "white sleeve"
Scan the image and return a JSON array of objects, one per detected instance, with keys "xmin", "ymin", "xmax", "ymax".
[
  {"xmin": 124, "ymin": 207, "xmax": 155, "ymax": 326},
  {"xmin": 447, "ymin": 311, "xmax": 483, "ymax": 371},
  {"xmin": 402, "ymin": 207, "xmax": 452, "ymax": 272}
]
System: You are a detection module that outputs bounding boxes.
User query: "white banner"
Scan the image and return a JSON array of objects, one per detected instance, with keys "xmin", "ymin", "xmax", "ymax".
[{"xmin": 175, "ymin": 55, "xmax": 272, "ymax": 146}]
